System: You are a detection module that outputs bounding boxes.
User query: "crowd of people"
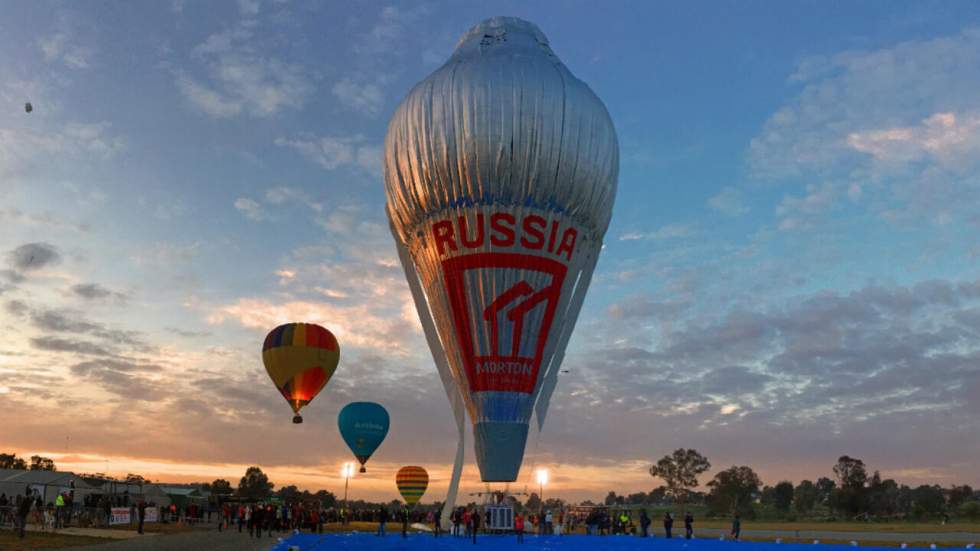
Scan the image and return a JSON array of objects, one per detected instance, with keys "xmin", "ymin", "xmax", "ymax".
[
  {"xmin": 0, "ymin": 489, "xmax": 78, "ymax": 538},
  {"xmin": 2, "ymin": 487, "xmax": 747, "ymax": 545}
]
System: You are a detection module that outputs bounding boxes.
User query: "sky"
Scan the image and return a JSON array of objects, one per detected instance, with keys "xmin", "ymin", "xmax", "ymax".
[{"xmin": 1, "ymin": 0, "xmax": 979, "ymax": 503}]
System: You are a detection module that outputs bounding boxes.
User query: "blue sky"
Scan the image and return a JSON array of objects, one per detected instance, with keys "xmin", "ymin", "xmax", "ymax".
[{"xmin": 1, "ymin": 1, "xmax": 978, "ymax": 499}]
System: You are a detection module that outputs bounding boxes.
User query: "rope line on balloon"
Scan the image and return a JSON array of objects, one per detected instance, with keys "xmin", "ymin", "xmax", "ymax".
[{"xmin": 393, "ymin": 232, "xmax": 465, "ymax": 531}]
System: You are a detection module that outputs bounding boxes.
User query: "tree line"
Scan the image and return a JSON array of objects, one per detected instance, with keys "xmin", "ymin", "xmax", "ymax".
[
  {"xmin": 633, "ymin": 449, "xmax": 979, "ymax": 521},
  {"xmin": 0, "ymin": 452, "xmax": 57, "ymax": 471}
]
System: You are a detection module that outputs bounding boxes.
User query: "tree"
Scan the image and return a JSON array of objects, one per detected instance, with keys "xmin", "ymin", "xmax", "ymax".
[
  {"xmin": 832, "ymin": 456, "xmax": 868, "ymax": 516},
  {"xmin": 29, "ymin": 455, "xmax": 56, "ymax": 471},
  {"xmin": 833, "ymin": 456, "xmax": 868, "ymax": 489},
  {"xmin": 0, "ymin": 453, "xmax": 28, "ymax": 470},
  {"xmin": 604, "ymin": 491, "xmax": 624, "ymax": 506},
  {"xmin": 911, "ymin": 485, "xmax": 945, "ymax": 515},
  {"xmin": 961, "ymin": 501, "xmax": 980, "ymax": 522},
  {"xmin": 278, "ymin": 485, "xmax": 301, "ymax": 501},
  {"xmin": 794, "ymin": 480, "xmax": 818, "ymax": 515},
  {"xmin": 525, "ymin": 492, "xmax": 542, "ymax": 511},
  {"xmin": 866, "ymin": 472, "xmax": 900, "ymax": 517},
  {"xmin": 314, "ymin": 490, "xmax": 337, "ymax": 508},
  {"xmin": 815, "ymin": 477, "xmax": 836, "ymax": 506},
  {"xmin": 771, "ymin": 481, "xmax": 794, "ymax": 513},
  {"xmin": 649, "ymin": 448, "xmax": 711, "ymax": 515},
  {"xmin": 210, "ymin": 479, "xmax": 234, "ymax": 495},
  {"xmin": 707, "ymin": 466, "xmax": 761, "ymax": 516},
  {"xmin": 125, "ymin": 474, "xmax": 147, "ymax": 484},
  {"xmin": 237, "ymin": 466, "xmax": 274, "ymax": 499},
  {"xmin": 947, "ymin": 485, "xmax": 974, "ymax": 510}
]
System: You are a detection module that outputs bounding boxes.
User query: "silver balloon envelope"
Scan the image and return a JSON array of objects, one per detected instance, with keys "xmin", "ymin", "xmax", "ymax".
[{"xmin": 385, "ymin": 16, "xmax": 618, "ymax": 482}]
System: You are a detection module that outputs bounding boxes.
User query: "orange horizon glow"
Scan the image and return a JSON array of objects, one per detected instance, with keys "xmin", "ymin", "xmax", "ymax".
[{"xmin": 10, "ymin": 449, "xmax": 974, "ymax": 504}]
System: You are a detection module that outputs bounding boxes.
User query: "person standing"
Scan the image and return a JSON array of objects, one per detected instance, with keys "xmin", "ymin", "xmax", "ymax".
[
  {"xmin": 54, "ymin": 492, "xmax": 65, "ymax": 529},
  {"xmin": 137, "ymin": 500, "xmax": 147, "ymax": 535},
  {"xmin": 731, "ymin": 514, "xmax": 741, "ymax": 541},
  {"xmin": 433, "ymin": 508, "xmax": 441, "ymax": 537},
  {"xmin": 685, "ymin": 512, "xmax": 694, "ymax": 539},
  {"xmin": 400, "ymin": 507, "xmax": 409, "ymax": 539},
  {"xmin": 16, "ymin": 490, "xmax": 32, "ymax": 538},
  {"xmin": 515, "ymin": 512, "xmax": 525, "ymax": 543},
  {"xmin": 377, "ymin": 506, "xmax": 388, "ymax": 537},
  {"xmin": 663, "ymin": 512, "xmax": 673, "ymax": 538},
  {"xmin": 252, "ymin": 505, "xmax": 262, "ymax": 539},
  {"xmin": 470, "ymin": 507, "xmax": 480, "ymax": 544},
  {"xmin": 639, "ymin": 509, "xmax": 651, "ymax": 537}
]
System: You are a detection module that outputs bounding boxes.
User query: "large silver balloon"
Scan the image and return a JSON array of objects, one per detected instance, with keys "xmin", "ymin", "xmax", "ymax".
[{"xmin": 385, "ymin": 17, "xmax": 618, "ymax": 483}]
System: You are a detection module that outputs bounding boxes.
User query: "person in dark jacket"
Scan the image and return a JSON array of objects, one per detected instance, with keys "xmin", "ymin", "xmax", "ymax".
[
  {"xmin": 685, "ymin": 512, "xmax": 694, "ymax": 539},
  {"xmin": 16, "ymin": 491, "xmax": 33, "ymax": 538},
  {"xmin": 470, "ymin": 508, "xmax": 480, "ymax": 543},
  {"xmin": 639, "ymin": 509, "xmax": 651, "ymax": 537},
  {"xmin": 434, "ymin": 509, "xmax": 441, "ymax": 537},
  {"xmin": 400, "ymin": 508, "xmax": 409, "ymax": 538},
  {"xmin": 731, "ymin": 514, "xmax": 741, "ymax": 541},
  {"xmin": 252, "ymin": 506, "xmax": 263, "ymax": 538},
  {"xmin": 377, "ymin": 506, "xmax": 388, "ymax": 537},
  {"xmin": 663, "ymin": 512, "xmax": 674, "ymax": 538},
  {"xmin": 137, "ymin": 500, "xmax": 147, "ymax": 534}
]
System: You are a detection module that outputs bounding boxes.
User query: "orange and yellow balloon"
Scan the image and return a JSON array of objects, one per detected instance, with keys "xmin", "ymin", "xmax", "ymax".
[
  {"xmin": 262, "ymin": 323, "xmax": 339, "ymax": 424},
  {"xmin": 395, "ymin": 466, "xmax": 428, "ymax": 505}
]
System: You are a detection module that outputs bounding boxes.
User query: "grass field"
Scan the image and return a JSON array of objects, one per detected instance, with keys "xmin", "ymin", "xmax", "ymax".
[
  {"xmin": 695, "ymin": 521, "xmax": 980, "ymax": 534},
  {"xmin": 0, "ymin": 530, "xmax": 109, "ymax": 550}
]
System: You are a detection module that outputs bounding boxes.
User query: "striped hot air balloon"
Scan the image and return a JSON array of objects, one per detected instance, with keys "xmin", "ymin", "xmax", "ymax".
[
  {"xmin": 395, "ymin": 466, "xmax": 429, "ymax": 505},
  {"xmin": 262, "ymin": 323, "xmax": 340, "ymax": 424}
]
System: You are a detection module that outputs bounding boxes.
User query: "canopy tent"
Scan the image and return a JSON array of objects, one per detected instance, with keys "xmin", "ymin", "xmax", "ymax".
[{"xmin": 0, "ymin": 469, "xmax": 97, "ymax": 505}]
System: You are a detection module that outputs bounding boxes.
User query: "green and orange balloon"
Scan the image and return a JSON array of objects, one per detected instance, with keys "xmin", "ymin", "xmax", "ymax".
[{"xmin": 262, "ymin": 323, "xmax": 339, "ymax": 424}]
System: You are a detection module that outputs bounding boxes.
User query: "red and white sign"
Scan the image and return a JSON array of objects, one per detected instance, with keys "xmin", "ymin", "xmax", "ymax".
[
  {"xmin": 430, "ymin": 211, "xmax": 578, "ymax": 394},
  {"xmin": 110, "ymin": 507, "xmax": 131, "ymax": 525}
]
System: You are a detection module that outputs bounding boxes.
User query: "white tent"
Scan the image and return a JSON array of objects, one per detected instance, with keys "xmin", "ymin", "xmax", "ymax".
[{"xmin": 0, "ymin": 469, "xmax": 97, "ymax": 505}]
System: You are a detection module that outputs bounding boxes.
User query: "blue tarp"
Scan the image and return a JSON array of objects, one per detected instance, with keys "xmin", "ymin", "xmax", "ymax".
[{"xmin": 270, "ymin": 534, "xmax": 955, "ymax": 551}]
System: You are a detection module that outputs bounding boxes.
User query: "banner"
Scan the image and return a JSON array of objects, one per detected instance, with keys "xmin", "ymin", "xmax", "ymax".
[
  {"xmin": 144, "ymin": 507, "xmax": 158, "ymax": 523},
  {"xmin": 110, "ymin": 507, "xmax": 131, "ymax": 525}
]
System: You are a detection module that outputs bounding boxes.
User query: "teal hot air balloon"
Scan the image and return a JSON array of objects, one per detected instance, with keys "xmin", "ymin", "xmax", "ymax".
[{"xmin": 338, "ymin": 402, "xmax": 389, "ymax": 473}]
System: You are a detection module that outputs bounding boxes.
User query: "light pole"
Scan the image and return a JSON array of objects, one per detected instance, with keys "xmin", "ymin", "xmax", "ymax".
[
  {"xmin": 536, "ymin": 468, "xmax": 549, "ymax": 534},
  {"xmin": 341, "ymin": 462, "xmax": 355, "ymax": 525}
]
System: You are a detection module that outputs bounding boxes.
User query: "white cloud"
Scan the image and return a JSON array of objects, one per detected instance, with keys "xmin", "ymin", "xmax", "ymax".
[
  {"xmin": 0, "ymin": 122, "xmax": 125, "ymax": 178},
  {"xmin": 749, "ymin": 27, "xmax": 980, "ymax": 227},
  {"xmin": 177, "ymin": 24, "xmax": 311, "ymax": 118},
  {"xmin": 233, "ymin": 197, "xmax": 267, "ymax": 221},
  {"xmin": 174, "ymin": 73, "xmax": 241, "ymax": 118},
  {"xmin": 707, "ymin": 187, "xmax": 749, "ymax": 216},
  {"xmin": 264, "ymin": 186, "xmax": 322, "ymax": 212},
  {"xmin": 275, "ymin": 134, "xmax": 381, "ymax": 176},
  {"xmin": 332, "ymin": 78, "xmax": 384, "ymax": 117},
  {"xmin": 847, "ymin": 112, "xmax": 980, "ymax": 169},
  {"xmin": 38, "ymin": 32, "xmax": 93, "ymax": 69},
  {"xmin": 237, "ymin": 0, "xmax": 260, "ymax": 17},
  {"xmin": 776, "ymin": 182, "xmax": 837, "ymax": 231},
  {"xmin": 618, "ymin": 224, "xmax": 694, "ymax": 241}
]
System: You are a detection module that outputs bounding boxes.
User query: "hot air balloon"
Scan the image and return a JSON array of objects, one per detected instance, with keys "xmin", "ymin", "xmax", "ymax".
[
  {"xmin": 395, "ymin": 466, "xmax": 429, "ymax": 506},
  {"xmin": 262, "ymin": 323, "xmax": 340, "ymax": 424},
  {"xmin": 385, "ymin": 13, "xmax": 618, "ymax": 494},
  {"xmin": 338, "ymin": 402, "xmax": 389, "ymax": 473}
]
